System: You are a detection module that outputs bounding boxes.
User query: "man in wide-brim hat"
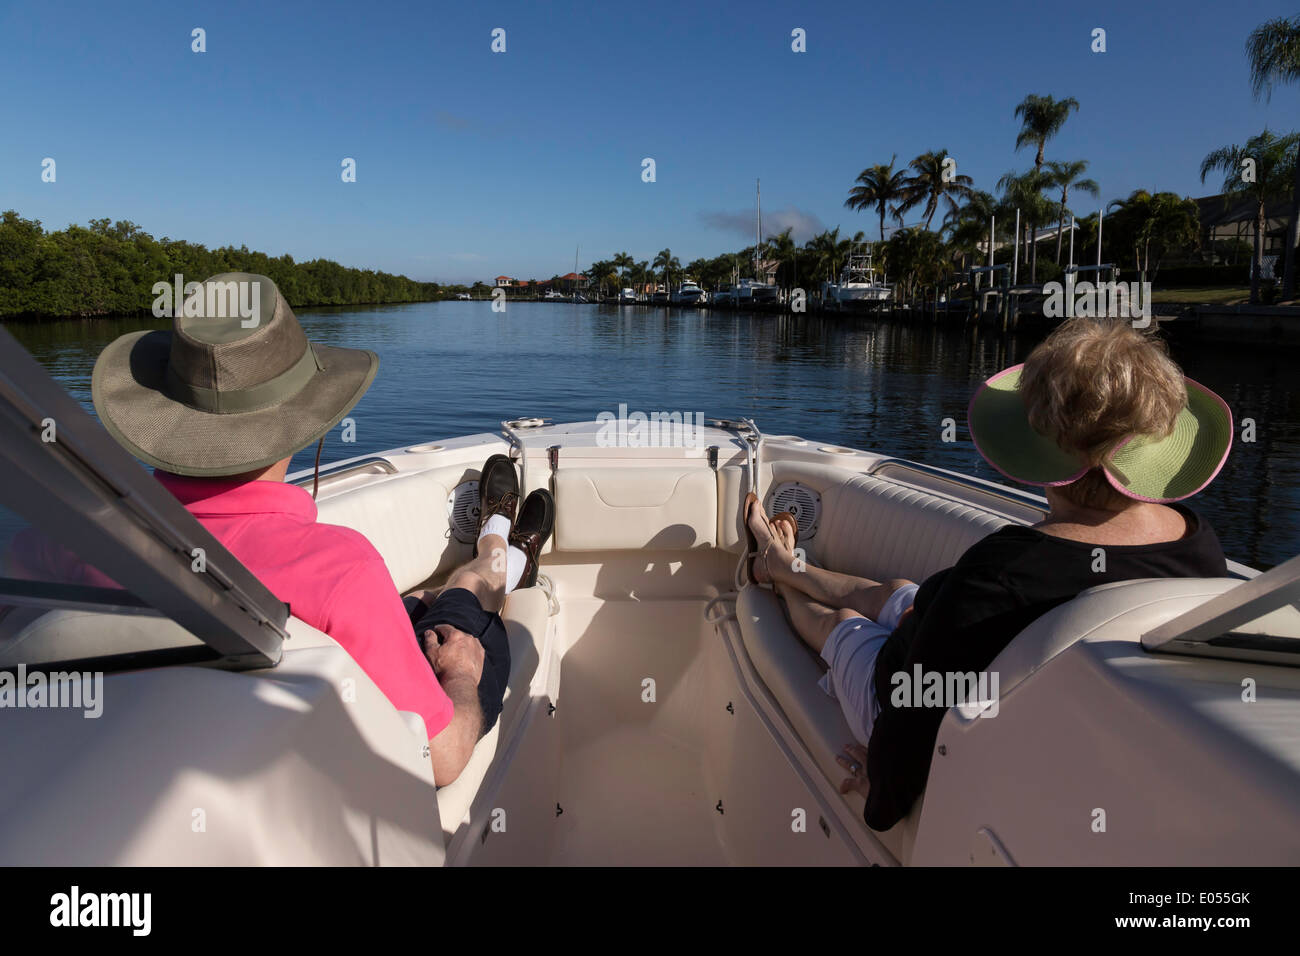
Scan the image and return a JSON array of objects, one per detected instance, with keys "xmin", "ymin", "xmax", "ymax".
[{"xmin": 85, "ymin": 273, "xmax": 555, "ymax": 784}]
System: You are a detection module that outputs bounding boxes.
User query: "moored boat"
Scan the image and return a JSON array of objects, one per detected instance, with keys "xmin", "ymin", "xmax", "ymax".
[
  {"xmin": 822, "ymin": 244, "xmax": 892, "ymax": 311},
  {"xmin": 737, "ymin": 277, "xmax": 780, "ymax": 307},
  {"xmin": 670, "ymin": 279, "xmax": 707, "ymax": 306}
]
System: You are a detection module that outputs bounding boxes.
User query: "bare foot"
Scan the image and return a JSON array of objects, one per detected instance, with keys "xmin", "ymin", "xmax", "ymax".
[
  {"xmin": 773, "ymin": 514, "xmax": 798, "ymax": 551},
  {"xmin": 746, "ymin": 497, "xmax": 793, "ymax": 585}
]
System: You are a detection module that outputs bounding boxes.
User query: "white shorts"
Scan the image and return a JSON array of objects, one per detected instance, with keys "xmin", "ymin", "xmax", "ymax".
[{"xmin": 817, "ymin": 583, "xmax": 920, "ymax": 747}]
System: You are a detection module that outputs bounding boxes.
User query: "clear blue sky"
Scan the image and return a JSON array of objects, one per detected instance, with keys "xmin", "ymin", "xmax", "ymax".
[{"xmin": 2, "ymin": 0, "xmax": 1298, "ymax": 284}]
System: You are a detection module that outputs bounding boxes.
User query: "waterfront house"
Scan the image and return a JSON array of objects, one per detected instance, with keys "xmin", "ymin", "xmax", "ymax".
[{"xmin": 1195, "ymin": 193, "xmax": 1291, "ymax": 267}]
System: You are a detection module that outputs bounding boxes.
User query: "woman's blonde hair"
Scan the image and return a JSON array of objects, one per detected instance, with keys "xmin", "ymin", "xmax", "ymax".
[{"xmin": 1019, "ymin": 318, "xmax": 1187, "ymax": 509}]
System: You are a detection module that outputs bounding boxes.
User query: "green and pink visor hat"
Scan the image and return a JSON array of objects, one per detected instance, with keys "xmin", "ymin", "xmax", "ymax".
[{"xmin": 967, "ymin": 364, "xmax": 1233, "ymax": 504}]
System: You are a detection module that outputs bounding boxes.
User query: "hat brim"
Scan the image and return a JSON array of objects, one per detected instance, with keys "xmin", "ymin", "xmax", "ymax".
[
  {"xmin": 967, "ymin": 365, "xmax": 1232, "ymax": 503},
  {"xmin": 1102, "ymin": 379, "xmax": 1233, "ymax": 502},
  {"xmin": 91, "ymin": 330, "xmax": 378, "ymax": 477},
  {"xmin": 967, "ymin": 365, "xmax": 1090, "ymax": 487}
]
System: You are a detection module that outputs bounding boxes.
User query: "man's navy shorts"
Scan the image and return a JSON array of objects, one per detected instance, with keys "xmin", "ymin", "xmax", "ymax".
[{"xmin": 403, "ymin": 588, "xmax": 510, "ymax": 737}]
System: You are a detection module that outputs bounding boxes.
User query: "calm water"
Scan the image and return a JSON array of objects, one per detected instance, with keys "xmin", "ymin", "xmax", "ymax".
[{"xmin": 6, "ymin": 301, "xmax": 1298, "ymax": 569}]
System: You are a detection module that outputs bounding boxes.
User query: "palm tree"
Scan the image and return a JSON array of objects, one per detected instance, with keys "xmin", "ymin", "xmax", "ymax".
[
  {"xmin": 1012, "ymin": 94, "xmax": 1080, "ymax": 283},
  {"xmin": 1201, "ymin": 130, "xmax": 1300, "ymax": 302},
  {"xmin": 844, "ymin": 157, "xmax": 909, "ymax": 242},
  {"xmin": 1247, "ymin": 15, "xmax": 1300, "ymax": 297},
  {"xmin": 633, "ymin": 259, "xmax": 651, "ymax": 293},
  {"xmin": 652, "ymin": 248, "xmax": 680, "ymax": 291},
  {"xmin": 896, "ymin": 150, "xmax": 975, "ymax": 231},
  {"xmin": 1073, "ymin": 212, "xmax": 1101, "ymax": 265},
  {"xmin": 765, "ymin": 228, "xmax": 799, "ymax": 293},
  {"xmin": 1014, "ymin": 94, "xmax": 1080, "ymax": 170},
  {"xmin": 1105, "ymin": 190, "xmax": 1199, "ymax": 283},
  {"xmin": 803, "ymin": 228, "xmax": 856, "ymax": 289},
  {"xmin": 612, "ymin": 251, "xmax": 634, "ymax": 293},
  {"xmin": 885, "ymin": 227, "xmax": 948, "ymax": 305},
  {"xmin": 997, "ymin": 168, "xmax": 1055, "ymax": 283},
  {"xmin": 942, "ymin": 191, "xmax": 998, "ymax": 275},
  {"xmin": 717, "ymin": 251, "xmax": 746, "ymax": 287},
  {"xmin": 588, "ymin": 260, "xmax": 618, "ymax": 298},
  {"xmin": 1044, "ymin": 160, "xmax": 1099, "ymax": 264}
]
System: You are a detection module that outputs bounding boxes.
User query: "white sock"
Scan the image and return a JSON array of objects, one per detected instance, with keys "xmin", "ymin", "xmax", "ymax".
[
  {"xmin": 479, "ymin": 514, "xmax": 511, "ymax": 545},
  {"xmin": 505, "ymin": 546, "xmax": 527, "ymax": 593}
]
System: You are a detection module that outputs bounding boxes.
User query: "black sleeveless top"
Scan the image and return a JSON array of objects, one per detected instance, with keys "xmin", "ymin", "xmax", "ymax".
[{"xmin": 862, "ymin": 504, "xmax": 1228, "ymax": 831}]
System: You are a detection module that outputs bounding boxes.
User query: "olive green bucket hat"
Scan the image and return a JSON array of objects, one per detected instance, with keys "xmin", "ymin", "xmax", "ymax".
[
  {"xmin": 967, "ymin": 363, "xmax": 1233, "ymax": 503},
  {"xmin": 91, "ymin": 273, "xmax": 377, "ymax": 477}
]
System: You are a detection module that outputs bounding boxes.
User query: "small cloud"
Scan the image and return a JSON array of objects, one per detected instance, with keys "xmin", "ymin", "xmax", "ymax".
[
  {"xmin": 700, "ymin": 206, "xmax": 826, "ymax": 244},
  {"xmin": 435, "ymin": 111, "xmax": 475, "ymax": 132},
  {"xmin": 449, "ymin": 252, "xmax": 486, "ymax": 261}
]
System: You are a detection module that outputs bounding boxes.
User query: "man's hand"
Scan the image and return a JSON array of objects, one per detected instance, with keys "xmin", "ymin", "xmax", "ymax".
[
  {"xmin": 424, "ymin": 624, "xmax": 485, "ymax": 785},
  {"xmin": 836, "ymin": 743, "xmax": 871, "ymax": 799},
  {"xmin": 425, "ymin": 624, "xmax": 485, "ymax": 685}
]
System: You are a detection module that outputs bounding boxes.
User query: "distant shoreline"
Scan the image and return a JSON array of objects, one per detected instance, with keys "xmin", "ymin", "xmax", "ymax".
[{"xmin": 0, "ymin": 296, "xmax": 449, "ymax": 326}]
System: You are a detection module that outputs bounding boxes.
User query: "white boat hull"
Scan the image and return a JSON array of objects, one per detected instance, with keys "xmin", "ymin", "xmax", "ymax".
[{"xmin": 2, "ymin": 421, "xmax": 1293, "ymax": 867}]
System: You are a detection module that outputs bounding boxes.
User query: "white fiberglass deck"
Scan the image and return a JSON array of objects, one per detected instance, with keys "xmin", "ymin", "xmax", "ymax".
[{"xmin": 548, "ymin": 598, "xmax": 727, "ymax": 865}]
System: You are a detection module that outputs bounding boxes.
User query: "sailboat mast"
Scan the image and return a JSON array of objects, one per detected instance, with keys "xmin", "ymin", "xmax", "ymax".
[{"xmin": 755, "ymin": 178, "xmax": 762, "ymax": 277}]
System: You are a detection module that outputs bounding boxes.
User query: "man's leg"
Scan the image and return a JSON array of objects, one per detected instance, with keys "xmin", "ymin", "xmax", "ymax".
[
  {"xmin": 403, "ymin": 531, "xmax": 508, "ymax": 614},
  {"xmin": 401, "ymin": 478, "xmax": 556, "ymax": 740},
  {"xmin": 405, "ymin": 580, "xmax": 512, "ymax": 738},
  {"xmin": 444, "ymin": 533, "xmax": 508, "ymax": 614},
  {"xmin": 404, "ymin": 544, "xmax": 511, "ymax": 740}
]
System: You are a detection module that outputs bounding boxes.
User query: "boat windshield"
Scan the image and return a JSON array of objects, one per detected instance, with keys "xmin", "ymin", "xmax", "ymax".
[
  {"xmin": 0, "ymin": 327, "xmax": 287, "ymax": 674},
  {"xmin": 1142, "ymin": 553, "xmax": 1300, "ymax": 667}
]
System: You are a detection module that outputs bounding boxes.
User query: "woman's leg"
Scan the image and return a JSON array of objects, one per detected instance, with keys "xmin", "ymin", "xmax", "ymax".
[
  {"xmin": 777, "ymin": 581, "xmax": 892, "ymax": 748},
  {"xmin": 747, "ymin": 498, "xmax": 912, "ymax": 619},
  {"xmin": 777, "ymin": 582, "xmax": 865, "ymax": 655}
]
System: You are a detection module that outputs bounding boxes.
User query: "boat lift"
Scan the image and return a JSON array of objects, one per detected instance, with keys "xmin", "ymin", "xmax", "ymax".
[
  {"xmin": 968, "ymin": 264, "xmax": 1012, "ymax": 328},
  {"xmin": 1063, "ymin": 263, "xmax": 1119, "ymax": 283}
]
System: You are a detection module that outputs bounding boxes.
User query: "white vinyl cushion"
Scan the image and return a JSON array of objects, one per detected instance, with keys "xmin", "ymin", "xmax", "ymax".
[
  {"xmin": 315, "ymin": 472, "xmax": 453, "ymax": 592},
  {"xmin": 815, "ymin": 473, "xmax": 1009, "ymax": 584},
  {"xmin": 436, "ymin": 585, "xmax": 551, "ymax": 837},
  {"xmin": 555, "ymin": 467, "xmax": 717, "ymax": 551}
]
